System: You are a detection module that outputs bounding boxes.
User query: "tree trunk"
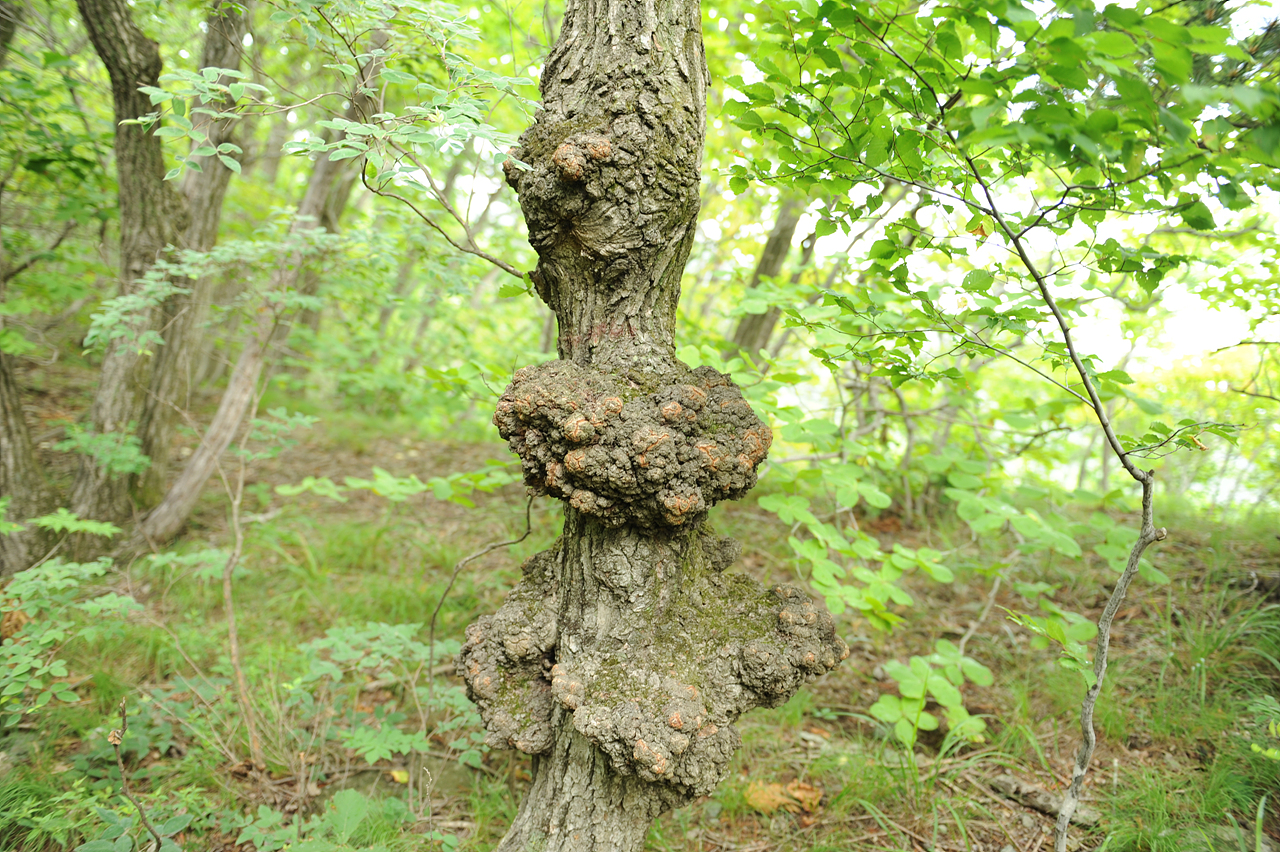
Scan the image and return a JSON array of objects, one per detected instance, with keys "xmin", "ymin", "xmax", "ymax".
[
  {"xmin": 0, "ymin": 1, "xmax": 22, "ymax": 63},
  {"xmin": 70, "ymin": 0, "xmax": 190, "ymax": 527},
  {"xmin": 459, "ymin": 4, "xmax": 848, "ymax": 850},
  {"xmin": 0, "ymin": 8, "xmax": 52, "ymax": 572},
  {"xmin": 137, "ymin": 38, "xmax": 384, "ymax": 544},
  {"xmin": 135, "ymin": 0, "xmax": 252, "ymax": 506},
  {"xmin": 730, "ymin": 197, "xmax": 804, "ymax": 355},
  {"xmin": 0, "ymin": 353, "xmax": 50, "ymax": 575}
]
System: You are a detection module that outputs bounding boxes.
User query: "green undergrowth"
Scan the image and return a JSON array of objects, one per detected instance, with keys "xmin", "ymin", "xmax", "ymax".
[{"xmin": 2, "ymin": 424, "xmax": 1278, "ymax": 852}]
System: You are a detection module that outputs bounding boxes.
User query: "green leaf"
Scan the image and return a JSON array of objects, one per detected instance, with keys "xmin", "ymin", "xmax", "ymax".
[
  {"xmin": 929, "ymin": 677, "xmax": 963, "ymax": 708},
  {"xmin": 1180, "ymin": 200, "xmax": 1215, "ymax": 231},
  {"xmin": 380, "ymin": 69, "xmax": 417, "ymax": 85},
  {"xmin": 328, "ymin": 789, "xmax": 368, "ymax": 844},
  {"xmin": 947, "ymin": 472, "xmax": 983, "ymax": 490},
  {"xmin": 217, "ymin": 154, "xmax": 241, "ymax": 174},
  {"xmin": 29, "ymin": 509, "xmax": 120, "ymax": 538},
  {"xmin": 961, "ymin": 270, "xmax": 995, "ymax": 293},
  {"xmin": 159, "ymin": 815, "xmax": 192, "ymax": 836}
]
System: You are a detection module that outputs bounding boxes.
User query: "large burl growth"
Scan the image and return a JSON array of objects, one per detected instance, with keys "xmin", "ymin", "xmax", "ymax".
[{"xmin": 456, "ymin": 0, "xmax": 847, "ymax": 849}]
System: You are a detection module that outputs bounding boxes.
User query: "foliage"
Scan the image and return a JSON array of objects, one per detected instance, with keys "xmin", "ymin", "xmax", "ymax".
[
  {"xmin": 1, "ymin": 559, "xmax": 137, "ymax": 727},
  {"xmin": 869, "ymin": 639, "xmax": 994, "ymax": 746},
  {"xmin": 1, "ymin": 0, "xmax": 1280, "ymax": 849}
]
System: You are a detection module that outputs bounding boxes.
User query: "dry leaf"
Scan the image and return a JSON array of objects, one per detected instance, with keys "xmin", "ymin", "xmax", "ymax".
[
  {"xmin": 107, "ymin": 729, "xmax": 123, "ymax": 746},
  {"xmin": 744, "ymin": 781, "xmax": 792, "ymax": 814},
  {"xmin": 744, "ymin": 780, "xmax": 825, "ymax": 814},
  {"xmin": 389, "ymin": 769, "xmax": 409, "ymax": 783},
  {"xmin": 785, "ymin": 780, "xmax": 824, "ymax": 813},
  {"xmin": 1, "ymin": 607, "xmax": 31, "ymax": 641}
]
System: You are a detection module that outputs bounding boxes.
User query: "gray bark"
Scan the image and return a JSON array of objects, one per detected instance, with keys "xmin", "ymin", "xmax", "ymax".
[
  {"xmin": 0, "ymin": 25, "xmax": 52, "ymax": 570},
  {"xmin": 730, "ymin": 196, "xmax": 804, "ymax": 355},
  {"xmin": 459, "ymin": 2, "xmax": 848, "ymax": 849},
  {"xmin": 137, "ymin": 37, "xmax": 384, "ymax": 544},
  {"xmin": 0, "ymin": 352, "xmax": 51, "ymax": 575},
  {"xmin": 135, "ymin": 0, "xmax": 252, "ymax": 505},
  {"xmin": 70, "ymin": 0, "xmax": 190, "ymax": 528},
  {"xmin": 0, "ymin": 1, "xmax": 21, "ymax": 64}
]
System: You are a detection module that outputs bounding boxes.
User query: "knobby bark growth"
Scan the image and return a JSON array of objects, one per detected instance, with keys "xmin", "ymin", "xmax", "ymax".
[{"xmin": 457, "ymin": 2, "xmax": 848, "ymax": 849}]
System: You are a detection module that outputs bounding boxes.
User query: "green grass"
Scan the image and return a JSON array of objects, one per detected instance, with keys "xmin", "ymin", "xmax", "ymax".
[{"xmin": 3, "ymin": 413, "xmax": 1279, "ymax": 852}]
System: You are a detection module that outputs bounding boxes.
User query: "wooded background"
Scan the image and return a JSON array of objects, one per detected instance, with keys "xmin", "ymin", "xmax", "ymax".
[{"xmin": 1, "ymin": 0, "xmax": 1279, "ymax": 850}]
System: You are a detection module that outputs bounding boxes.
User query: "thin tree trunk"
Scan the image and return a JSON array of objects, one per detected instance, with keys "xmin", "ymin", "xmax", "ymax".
[
  {"xmin": 138, "ymin": 38, "xmax": 385, "ymax": 544},
  {"xmin": 135, "ymin": 0, "xmax": 252, "ymax": 506},
  {"xmin": 460, "ymin": 4, "xmax": 848, "ymax": 850},
  {"xmin": 70, "ymin": 0, "xmax": 190, "ymax": 528},
  {"xmin": 0, "ymin": 352, "xmax": 51, "ymax": 575},
  {"xmin": 0, "ymin": 1, "xmax": 22, "ymax": 63},
  {"xmin": 257, "ymin": 119, "xmax": 289, "ymax": 185},
  {"xmin": 729, "ymin": 197, "xmax": 803, "ymax": 355}
]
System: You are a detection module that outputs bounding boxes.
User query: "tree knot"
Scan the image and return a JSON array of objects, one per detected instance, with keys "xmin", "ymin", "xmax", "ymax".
[
  {"xmin": 552, "ymin": 133, "xmax": 613, "ymax": 182},
  {"xmin": 494, "ymin": 361, "xmax": 773, "ymax": 528}
]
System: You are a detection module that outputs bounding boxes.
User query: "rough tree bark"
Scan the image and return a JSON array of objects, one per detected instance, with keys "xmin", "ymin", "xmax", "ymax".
[
  {"xmin": 729, "ymin": 196, "xmax": 803, "ymax": 355},
  {"xmin": 0, "ymin": 6, "xmax": 54, "ymax": 574},
  {"xmin": 70, "ymin": 0, "xmax": 191, "ymax": 526},
  {"xmin": 0, "ymin": 350, "xmax": 50, "ymax": 575},
  {"xmin": 457, "ymin": 3, "xmax": 848, "ymax": 850}
]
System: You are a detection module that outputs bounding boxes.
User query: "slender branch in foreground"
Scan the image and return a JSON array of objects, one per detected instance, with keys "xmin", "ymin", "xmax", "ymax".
[
  {"xmin": 109, "ymin": 699, "xmax": 165, "ymax": 849},
  {"xmin": 1053, "ymin": 477, "xmax": 1165, "ymax": 845},
  {"xmin": 360, "ymin": 170, "xmax": 524, "ymax": 279},
  {"xmin": 426, "ymin": 495, "xmax": 535, "ymax": 710},
  {"xmin": 213, "ymin": 390, "xmax": 268, "ymax": 771},
  {"xmin": 952, "ymin": 144, "xmax": 1168, "ymax": 852},
  {"xmin": 1230, "ymin": 385, "xmax": 1280, "ymax": 404}
]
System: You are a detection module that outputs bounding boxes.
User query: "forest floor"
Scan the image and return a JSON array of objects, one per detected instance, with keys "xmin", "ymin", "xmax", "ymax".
[{"xmin": 3, "ymin": 386, "xmax": 1280, "ymax": 852}]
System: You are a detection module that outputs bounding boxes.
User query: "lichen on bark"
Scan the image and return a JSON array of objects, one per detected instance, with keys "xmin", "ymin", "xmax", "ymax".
[{"xmin": 456, "ymin": 0, "xmax": 847, "ymax": 848}]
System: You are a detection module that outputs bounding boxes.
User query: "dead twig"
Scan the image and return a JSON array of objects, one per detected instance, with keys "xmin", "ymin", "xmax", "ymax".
[{"xmin": 109, "ymin": 699, "xmax": 166, "ymax": 849}]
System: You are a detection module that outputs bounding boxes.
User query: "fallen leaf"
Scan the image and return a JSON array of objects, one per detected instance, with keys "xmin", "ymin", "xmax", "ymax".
[
  {"xmin": 744, "ymin": 780, "xmax": 825, "ymax": 814},
  {"xmin": 744, "ymin": 781, "xmax": 792, "ymax": 814},
  {"xmin": 389, "ymin": 769, "xmax": 409, "ymax": 784},
  {"xmin": 1, "ymin": 607, "xmax": 31, "ymax": 640},
  {"xmin": 785, "ymin": 780, "xmax": 824, "ymax": 813}
]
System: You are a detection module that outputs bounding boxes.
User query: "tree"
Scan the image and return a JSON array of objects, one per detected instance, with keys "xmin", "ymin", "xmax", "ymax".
[
  {"xmin": 69, "ymin": 0, "xmax": 192, "ymax": 528},
  {"xmin": 0, "ymin": 18, "xmax": 109, "ymax": 574},
  {"xmin": 455, "ymin": 2, "xmax": 848, "ymax": 849},
  {"xmin": 730, "ymin": 194, "xmax": 804, "ymax": 355},
  {"xmin": 138, "ymin": 31, "xmax": 385, "ymax": 544}
]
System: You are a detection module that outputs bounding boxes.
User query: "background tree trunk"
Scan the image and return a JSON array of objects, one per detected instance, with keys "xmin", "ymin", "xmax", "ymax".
[
  {"xmin": 459, "ymin": 3, "xmax": 848, "ymax": 850},
  {"xmin": 730, "ymin": 196, "xmax": 804, "ymax": 355},
  {"xmin": 0, "ymin": 1, "xmax": 22, "ymax": 63},
  {"xmin": 137, "ymin": 38, "xmax": 384, "ymax": 544},
  {"xmin": 0, "ymin": 352, "xmax": 51, "ymax": 575},
  {"xmin": 0, "ymin": 9, "xmax": 52, "ymax": 574},
  {"xmin": 135, "ymin": 0, "xmax": 252, "ymax": 506},
  {"xmin": 70, "ymin": 0, "xmax": 190, "ymax": 527}
]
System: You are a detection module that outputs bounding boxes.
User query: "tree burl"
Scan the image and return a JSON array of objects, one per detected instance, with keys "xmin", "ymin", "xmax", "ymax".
[{"xmin": 457, "ymin": 0, "xmax": 848, "ymax": 848}]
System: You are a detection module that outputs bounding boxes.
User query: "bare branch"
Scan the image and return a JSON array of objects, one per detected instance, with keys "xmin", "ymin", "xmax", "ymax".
[{"xmin": 360, "ymin": 170, "xmax": 524, "ymax": 279}]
